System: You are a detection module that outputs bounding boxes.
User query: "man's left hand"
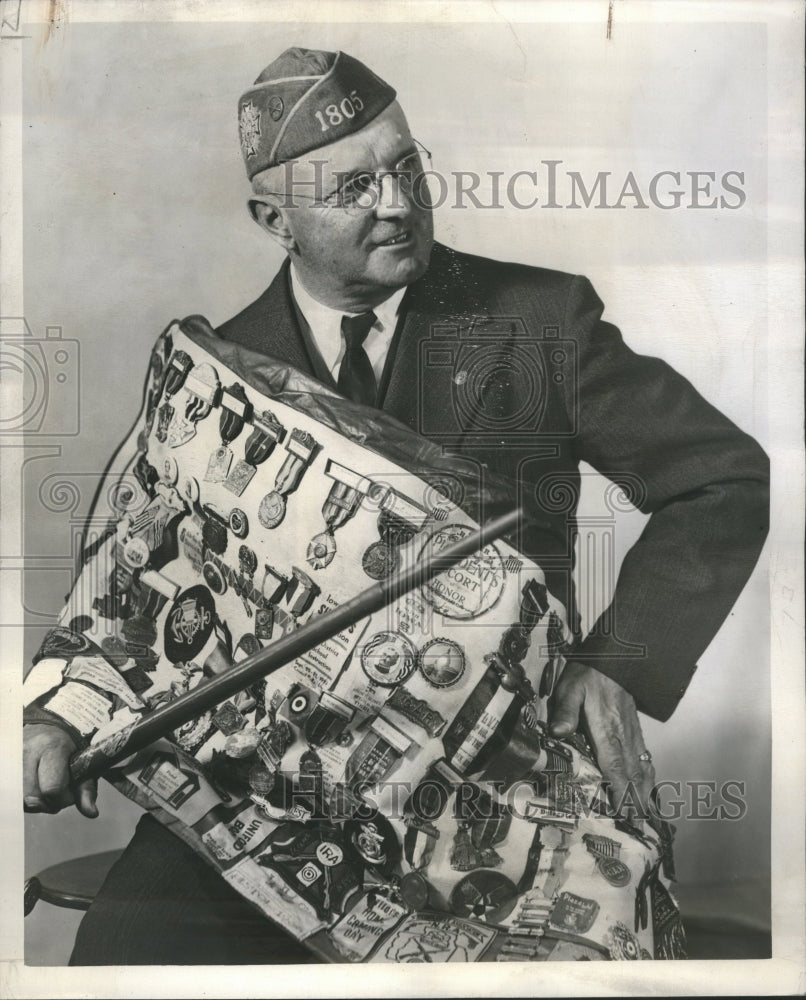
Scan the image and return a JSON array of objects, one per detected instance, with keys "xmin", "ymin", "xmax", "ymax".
[{"xmin": 549, "ymin": 661, "xmax": 655, "ymax": 823}]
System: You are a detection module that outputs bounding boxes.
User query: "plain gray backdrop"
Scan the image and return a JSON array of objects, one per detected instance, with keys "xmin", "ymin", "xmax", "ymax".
[{"xmin": 20, "ymin": 16, "xmax": 770, "ymax": 966}]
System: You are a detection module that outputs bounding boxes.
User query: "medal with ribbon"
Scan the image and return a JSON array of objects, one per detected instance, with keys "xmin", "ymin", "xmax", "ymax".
[
  {"xmin": 224, "ymin": 409, "xmax": 284, "ymax": 496},
  {"xmin": 257, "ymin": 428, "xmax": 319, "ymax": 530},
  {"xmin": 340, "ymin": 714, "xmax": 413, "ymax": 813},
  {"xmin": 361, "ymin": 489, "xmax": 430, "ymax": 580},
  {"xmin": 155, "ymin": 351, "xmax": 193, "ymax": 443},
  {"xmin": 304, "ymin": 690, "xmax": 356, "ymax": 748},
  {"xmin": 282, "ymin": 567, "xmax": 320, "ymax": 622},
  {"xmin": 307, "ymin": 460, "xmax": 373, "ymax": 570},
  {"xmin": 167, "ymin": 362, "xmax": 220, "ymax": 448},
  {"xmin": 402, "ymin": 757, "xmax": 460, "ymax": 874},
  {"xmin": 253, "ymin": 564, "xmax": 289, "ymax": 641},
  {"xmin": 205, "ymin": 382, "xmax": 252, "ymax": 482}
]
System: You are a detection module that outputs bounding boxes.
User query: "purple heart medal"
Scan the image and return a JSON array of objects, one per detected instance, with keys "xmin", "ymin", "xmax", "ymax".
[
  {"xmin": 205, "ymin": 382, "xmax": 252, "ymax": 483},
  {"xmin": 155, "ymin": 351, "xmax": 193, "ymax": 443},
  {"xmin": 167, "ymin": 362, "xmax": 220, "ymax": 448},
  {"xmin": 307, "ymin": 460, "xmax": 374, "ymax": 570},
  {"xmin": 257, "ymin": 429, "xmax": 319, "ymax": 530}
]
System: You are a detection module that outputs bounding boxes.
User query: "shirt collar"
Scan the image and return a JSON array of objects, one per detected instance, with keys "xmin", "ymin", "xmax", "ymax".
[{"xmin": 289, "ymin": 264, "xmax": 407, "ymax": 372}]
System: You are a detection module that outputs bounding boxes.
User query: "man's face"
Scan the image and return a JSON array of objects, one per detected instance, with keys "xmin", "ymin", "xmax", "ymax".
[{"xmin": 265, "ymin": 101, "xmax": 434, "ymax": 310}]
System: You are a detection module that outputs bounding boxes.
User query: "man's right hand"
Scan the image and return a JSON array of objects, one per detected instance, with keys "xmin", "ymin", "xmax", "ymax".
[{"xmin": 23, "ymin": 724, "xmax": 98, "ymax": 817}]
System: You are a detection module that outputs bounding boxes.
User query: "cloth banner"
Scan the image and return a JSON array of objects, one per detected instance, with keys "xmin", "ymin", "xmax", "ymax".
[{"xmin": 24, "ymin": 317, "xmax": 685, "ymax": 963}]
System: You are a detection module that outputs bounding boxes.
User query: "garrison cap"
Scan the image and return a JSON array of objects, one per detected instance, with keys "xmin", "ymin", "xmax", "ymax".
[{"xmin": 238, "ymin": 47, "xmax": 397, "ymax": 179}]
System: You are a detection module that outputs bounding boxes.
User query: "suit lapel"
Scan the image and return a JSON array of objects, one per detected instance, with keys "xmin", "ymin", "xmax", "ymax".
[
  {"xmin": 224, "ymin": 260, "xmax": 317, "ymax": 378},
  {"xmin": 381, "ymin": 243, "xmax": 484, "ymax": 434}
]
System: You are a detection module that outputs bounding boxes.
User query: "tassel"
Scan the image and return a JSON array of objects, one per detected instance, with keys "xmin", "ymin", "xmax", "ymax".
[{"xmin": 450, "ymin": 821, "xmax": 483, "ymax": 871}]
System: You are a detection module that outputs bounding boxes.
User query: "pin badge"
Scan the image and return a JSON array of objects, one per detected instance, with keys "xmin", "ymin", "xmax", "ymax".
[
  {"xmin": 205, "ymin": 382, "xmax": 252, "ymax": 482},
  {"xmin": 418, "ymin": 637, "xmax": 466, "ymax": 688},
  {"xmin": 167, "ymin": 362, "xmax": 220, "ymax": 448},
  {"xmin": 307, "ymin": 460, "xmax": 372, "ymax": 570},
  {"xmin": 163, "ymin": 585, "xmax": 216, "ymax": 663},
  {"xmin": 224, "ymin": 410, "xmax": 284, "ymax": 496},
  {"xmin": 361, "ymin": 492, "xmax": 428, "ymax": 580},
  {"xmin": 155, "ymin": 351, "xmax": 192, "ymax": 443},
  {"xmin": 257, "ymin": 429, "xmax": 319, "ymax": 529},
  {"xmin": 361, "ymin": 631, "xmax": 418, "ymax": 686}
]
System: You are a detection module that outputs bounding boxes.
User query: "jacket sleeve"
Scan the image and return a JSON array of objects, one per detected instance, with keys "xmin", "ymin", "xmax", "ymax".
[{"xmin": 562, "ymin": 275, "xmax": 769, "ymax": 721}]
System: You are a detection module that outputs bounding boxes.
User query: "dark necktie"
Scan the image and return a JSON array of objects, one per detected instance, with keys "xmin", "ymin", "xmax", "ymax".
[{"xmin": 338, "ymin": 311, "xmax": 377, "ymax": 406}]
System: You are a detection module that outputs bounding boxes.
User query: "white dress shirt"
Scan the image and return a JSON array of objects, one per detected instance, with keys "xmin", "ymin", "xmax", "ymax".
[{"xmin": 289, "ymin": 265, "xmax": 407, "ymax": 384}]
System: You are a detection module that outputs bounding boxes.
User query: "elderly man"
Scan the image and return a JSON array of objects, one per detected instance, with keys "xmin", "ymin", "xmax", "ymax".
[{"xmin": 24, "ymin": 47, "xmax": 769, "ymax": 965}]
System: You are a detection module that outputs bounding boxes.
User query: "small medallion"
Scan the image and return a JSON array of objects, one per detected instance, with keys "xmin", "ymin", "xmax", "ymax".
[
  {"xmin": 228, "ymin": 508, "xmax": 249, "ymax": 539},
  {"xmin": 361, "ymin": 540, "xmax": 399, "ymax": 580},
  {"xmin": 202, "ymin": 560, "xmax": 228, "ymax": 595},
  {"xmin": 306, "ymin": 530, "xmax": 336, "ymax": 570},
  {"xmin": 258, "ymin": 490, "xmax": 286, "ymax": 529}
]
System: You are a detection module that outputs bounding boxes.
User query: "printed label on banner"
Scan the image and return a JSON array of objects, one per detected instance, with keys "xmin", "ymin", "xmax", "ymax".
[
  {"xmin": 138, "ymin": 753, "xmax": 201, "ymax": 809},
  {"xmin": 293, "ymin": 618, "xmax": 364, "ymax": 690},
  {"xmin": 549, "ymin": 892, "xmax": 600, "ymax": 935},
  {"xmin": 419, "ymin": 525, "xmax": 506, "ymax": 620},
  {"xmin": 66, "ymin": 655, "xmax": 145, "ymax": 711},
  {"xmin": 224, "ymin": 857, "xmax": 326, "ymax": 940},
  {"xmin": 450, "ymin": 686, "xmax": 514, "ymax": 773},
  {"xmin": 370, "ymin": 914, "xmax": 496, "ymax": 963},
  {"xmin": 201, "ymin": 803, "xmax": 274, "ymax": 862},
  {"xmin": 330, "ymin": 893, "xmax": 407, "ymax": 962},
  {"xmin": 45, "ymin": 681, "xmax": 113, "ymax": 735}
]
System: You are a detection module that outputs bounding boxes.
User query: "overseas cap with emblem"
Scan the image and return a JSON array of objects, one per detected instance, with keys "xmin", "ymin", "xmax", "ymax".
[{"xmin": 238, "ymin": 47, "xmax": 397, "ymax": 179}]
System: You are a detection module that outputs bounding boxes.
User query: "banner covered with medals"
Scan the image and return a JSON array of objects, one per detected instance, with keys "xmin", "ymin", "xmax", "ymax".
[{"xmin": 23, "ymin": 318, "xmax": 685, "ymax": 963}]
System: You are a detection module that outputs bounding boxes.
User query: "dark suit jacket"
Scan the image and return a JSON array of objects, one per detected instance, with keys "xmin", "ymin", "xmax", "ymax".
[{"xmin": 217, "ymin": 241, "xmax": 769, "ymax": 722}]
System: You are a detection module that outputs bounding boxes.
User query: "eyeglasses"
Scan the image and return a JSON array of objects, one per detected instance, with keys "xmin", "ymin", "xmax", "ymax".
[{"xmin": 258, "ymin": 139, "xmax": 433, "ymax": 214}]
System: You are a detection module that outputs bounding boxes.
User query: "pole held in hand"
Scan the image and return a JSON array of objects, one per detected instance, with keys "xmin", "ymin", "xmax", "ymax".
[{"xmin": 69, "ymin": 508, "xmax": 522, "ymax": 783}]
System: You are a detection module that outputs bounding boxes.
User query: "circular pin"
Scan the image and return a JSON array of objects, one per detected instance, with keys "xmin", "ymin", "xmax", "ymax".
[
  {"xmin": 449, "ymin": 871, "xmax": 518, "ymax": 924},
  {"xmin": 289, "ymin": 692, "xmax": 310, "ymax": 716},
  {"xmin": 162, "ymin": 456, "xmax": 179, "ymax": 486},
  {"xmin": 361, "ymin": 541, "xmax": 399, "ymax": 580},
  {"xmin": 182, "ymin": 475, "xmax": 201, "ymax": 505},
  {"xmin": 608, "ymin": 922, "xmax": 642, "ymax": 961},
  {"xmin": 202, "ymin": 560, "xmax": 227, "ymax": 595},
  {"xmin": 123, "ymin": 536, "xmax": 150, "ymax": 569},
  {"xmin": 163, "ymin": 585, "xmax": 216, "ymax": 663},
  {"xmin": 418, "ymin": 638, "xmax": 466, "ymax": 688},
  {"xmin": 307, "ymin": 530, "xmax": 336, "ymax": 570},
  {"xmin": 229, "ymin": 508, "xmax": 249, "ymax": 538},
  {"xmin": 236, "ymin": 632, "xmax": 261, "ymax": 658},
  {"xmin": 258, "ymin": 490, "xmax": 286, "ymax": 529},
  {"xmin": 596, "ymin": 857, "xmax": 632, "ymax": 888},
  {"xmin": 316, "ymin": 842, "xmax": 344, "ymax": 867},
  {"xmin": 344, "ymin": 815, "xmax": 400, "ymax": 875},
  {"xmin": 360, "ymin": 631, "xmax": 417, "ymax": 686}
]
